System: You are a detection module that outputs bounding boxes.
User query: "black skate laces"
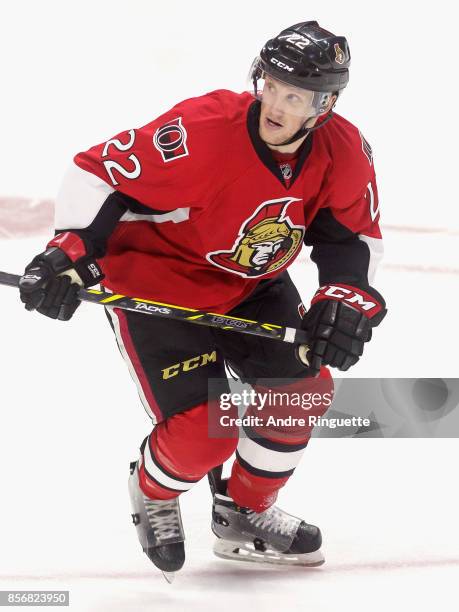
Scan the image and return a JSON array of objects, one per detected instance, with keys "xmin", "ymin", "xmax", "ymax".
[{"xmin": 144, "ymin": 497, "xmax": 182, "ymax": 542}]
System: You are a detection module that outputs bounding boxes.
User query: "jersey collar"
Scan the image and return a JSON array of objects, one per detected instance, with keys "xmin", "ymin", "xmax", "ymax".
[{"xmin": 246, "ymin": 100, "xmax": 313, "ymax": 189}]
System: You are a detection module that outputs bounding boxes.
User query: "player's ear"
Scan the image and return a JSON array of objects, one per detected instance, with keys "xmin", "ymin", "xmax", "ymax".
[
  {"xmin": 325, "ymin": 94, "xmax": 338, "ymax": 113},
  {"xmin": 329, "ymin": 94, "xmax": 338, "ymax": 111}
]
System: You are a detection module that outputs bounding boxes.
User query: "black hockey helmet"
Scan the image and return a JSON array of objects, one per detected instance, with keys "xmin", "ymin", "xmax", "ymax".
[
  {"xmin": 254, "ymin": 21, "xmax": 350, "ymax": 95},
  {"xmin": 249, "ymin": 22, "xmax": 351, "ymax": 145}
]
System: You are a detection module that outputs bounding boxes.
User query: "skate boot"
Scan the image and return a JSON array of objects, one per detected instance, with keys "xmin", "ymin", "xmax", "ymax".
[
  {"xmin": 128, "ymin": 461, "xmax": 185, "ymax": 582},
  {"xmin": 208, "ymin": 467, "xmax": 324, "ymax": 567}
]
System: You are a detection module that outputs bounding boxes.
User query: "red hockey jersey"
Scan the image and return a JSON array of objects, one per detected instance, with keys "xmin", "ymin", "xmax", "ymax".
[{"xmin": 55, "ymin": 89, "xmax": 382, "ymax": 313}]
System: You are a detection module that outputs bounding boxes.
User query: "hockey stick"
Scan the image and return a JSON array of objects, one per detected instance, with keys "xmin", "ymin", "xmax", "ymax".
[{"xmin": 0, "ymin": 271, "xmax": 309, "ymax": 345}]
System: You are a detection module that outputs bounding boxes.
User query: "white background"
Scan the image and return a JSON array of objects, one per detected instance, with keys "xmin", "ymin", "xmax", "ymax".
[
  {"xmin": 0, "ymin": 2, "xmax": 458, "ymax": 611},
  {"xmin": 1, "ymin": 0, "xmax": 457, "ymax": 231}
]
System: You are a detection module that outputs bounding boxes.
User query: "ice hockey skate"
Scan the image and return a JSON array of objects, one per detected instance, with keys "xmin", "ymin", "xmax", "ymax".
[
  {"xmin": 209, "ymin": 467, "xmax": 324, "ymax": 567},
  {"xmin": 128, "ymin": 461, "xmax": 185, "ymax": 582}
]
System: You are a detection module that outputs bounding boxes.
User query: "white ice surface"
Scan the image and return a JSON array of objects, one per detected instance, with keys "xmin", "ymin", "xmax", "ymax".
[{"xmin": 0, "ymin": 235, "xmax": 458, "ymax": 612}]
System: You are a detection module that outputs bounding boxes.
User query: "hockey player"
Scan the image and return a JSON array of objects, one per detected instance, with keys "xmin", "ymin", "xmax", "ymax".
[{"xmin": 18, "ymin": 21, "xmax": 386, "ymax": 580}]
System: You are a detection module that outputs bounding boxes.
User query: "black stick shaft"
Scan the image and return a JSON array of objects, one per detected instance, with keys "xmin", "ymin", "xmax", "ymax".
[{"xmin": 0, "ymin": 271, "xmax": 309, "ymax": 345}]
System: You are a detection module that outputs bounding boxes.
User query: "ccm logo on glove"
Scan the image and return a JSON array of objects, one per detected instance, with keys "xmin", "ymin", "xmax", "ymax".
[
  {"xmin": 311, "ymin": 284, "xmax": 384, "ymax": 319},
  {"xmin": 298, "ymin": 283, "xmax": 387, "ymax": 374}
]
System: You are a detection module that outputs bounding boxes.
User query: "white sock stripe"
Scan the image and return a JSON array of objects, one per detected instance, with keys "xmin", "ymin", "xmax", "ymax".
[
  {"xmin": 106, "ymin": 307, "xmax": 156, "ymax": 423},
  {"xmin": 143, "ymin": 442, "xmax": 194, "ymax": 492},
  {"xmin": 237, "ymin": 436, "xmax": 306, "ymax": 473}
]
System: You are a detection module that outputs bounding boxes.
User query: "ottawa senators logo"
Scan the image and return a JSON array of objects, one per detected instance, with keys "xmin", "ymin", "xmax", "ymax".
[
  {"xmin": 206, "ymin": 198, "xmax": 304, "ymax": 278},
  {"xmin": 153, "ymin": 117, "xmax": 189, "ymax": 162}
]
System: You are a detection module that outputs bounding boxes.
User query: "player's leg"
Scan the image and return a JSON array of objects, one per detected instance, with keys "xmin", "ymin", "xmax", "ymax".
[
  {"xmin": 227, "ymin": 369, "xmax": 332, "ymax": 512},
  {"xmin": 129, "ymin": 401, "xmax": 238, "ymax": 578},
  {"xmin": 106, "ymin": 307, "xmax": 238, "ymax": 576},
  {"xmin": 138, "ymin": 401, "xmax": 238, "ymax": 501},
  {"xmin": 211, "ymin": 273, "xmax": 332, "ymax": 564}
]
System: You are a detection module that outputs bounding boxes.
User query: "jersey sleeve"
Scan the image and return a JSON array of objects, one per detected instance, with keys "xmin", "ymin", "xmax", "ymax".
[
  {"xmin": 305, "ymin": 120, "xmax": 383, "ymax": 288},
  {"xmin": 53, "ymin": 91, "xmax": 230, "ymax": 256}
]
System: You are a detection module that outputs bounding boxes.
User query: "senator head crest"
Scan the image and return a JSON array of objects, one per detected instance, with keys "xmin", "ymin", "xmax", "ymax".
[{"xmin": 206, "ymin": 198, "xmax": 305, "ymax": 278}]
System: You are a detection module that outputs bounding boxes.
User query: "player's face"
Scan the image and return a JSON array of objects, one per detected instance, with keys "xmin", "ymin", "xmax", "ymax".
[{"xmin": 259, "ymin": 76, "xmax": 316, "ymax": 146}]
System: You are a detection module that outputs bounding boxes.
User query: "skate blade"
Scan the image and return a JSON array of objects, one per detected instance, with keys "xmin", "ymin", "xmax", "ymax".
[
  {"xmin": 162, "ymin": 571, "xmax": 175, "ymax": 583},
  {"xmin": 161, "ymin": 570, "xmax": 175, "ymax": 584},
  {"xmin": 213, "ymin": 539, "xmax": 325, "ymax": 567}
]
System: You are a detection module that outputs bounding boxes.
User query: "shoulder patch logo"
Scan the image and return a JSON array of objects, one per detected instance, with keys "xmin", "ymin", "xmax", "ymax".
[
  {"xmin": 206, "ymin": 197, "xmax": 305, "ymax": 278},
  {"xmin": 359, "ymin": 130, "xmax": 373, "ymax": 166},
  {"xmin": 153, "ymin": 117, "xmax": 189, "ymax": 162}
]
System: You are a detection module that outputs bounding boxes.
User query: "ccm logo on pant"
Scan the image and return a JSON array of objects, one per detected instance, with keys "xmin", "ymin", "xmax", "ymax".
[
  {"xmin": 162, "ymin": 351, "xmax": 217, "ymax": 380},
  {"xmin": 312, "ymin": 285, "xmax": 381, "ymax": 317}
]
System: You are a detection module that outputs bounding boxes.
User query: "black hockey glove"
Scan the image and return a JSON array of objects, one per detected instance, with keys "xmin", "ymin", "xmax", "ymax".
[
  {"xmin": 298, "ymin": 284, "xmax": 387, "ymax": 375},
  {"xmin": 19, "ymin": 232, "xmax": 104, "ymax": 321}
]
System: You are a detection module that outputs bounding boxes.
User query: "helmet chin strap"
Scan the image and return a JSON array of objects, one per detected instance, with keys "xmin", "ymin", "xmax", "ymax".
[{"xmin": 263, "ymin": 111, "xmax": 335, "ymax": 148}]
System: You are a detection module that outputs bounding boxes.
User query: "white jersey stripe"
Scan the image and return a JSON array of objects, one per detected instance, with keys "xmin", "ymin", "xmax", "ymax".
[
  {"xmin": 120, "ymin": 208, "xmax": 190, "ymax": 224},
  {"xmin": 55, "ymin": 164, "xmax": 115, "ymax": 229},
  {"xmin": 358, "ymin": 234, "xmax": 384, "ymax": 284}
]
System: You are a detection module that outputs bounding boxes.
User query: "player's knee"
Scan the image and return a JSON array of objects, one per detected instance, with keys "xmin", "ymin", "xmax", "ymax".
[
  {"xmin": 154, "ymin": 401, "xmax": 239, "ymax": 476},
  {"xmin": 180, "ymin": 434, "xmax": 238, "ymax": 475}
]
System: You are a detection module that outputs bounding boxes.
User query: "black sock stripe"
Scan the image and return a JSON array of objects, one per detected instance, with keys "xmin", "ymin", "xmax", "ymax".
[
  {"xmin": 143, "ymin": 464, "xmax": 187, "ymax": 494},
  {"xmin": 139, "ymin": 436, "xmax": 148, "ymax": 454},
  {"xmin": 242, "ymin": 424, "xmax": 308, "ymax": 453},
  {"xmin": 147, "ymin": 435, "xmax": 200, "ymax": 484},
  {"xmin": 236, "ymin": 451, "xmax": 295, "ymax": 479}
]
